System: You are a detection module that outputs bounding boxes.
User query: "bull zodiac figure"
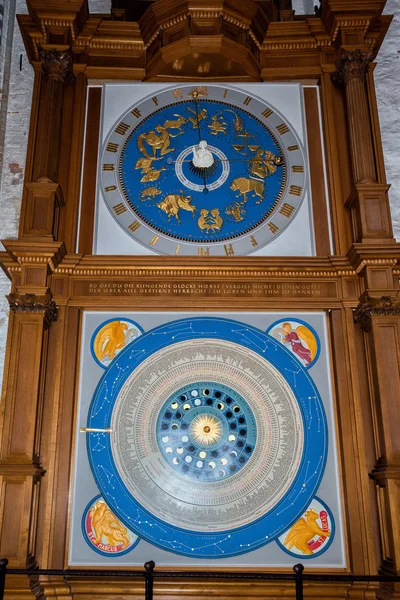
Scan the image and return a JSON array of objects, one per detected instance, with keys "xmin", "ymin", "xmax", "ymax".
[
  {"xmin": 157, "ymin": 191, "xmax": 196, "ymax": 223},
  {"xmin": 89, "ymin": 500, "xmax": 131, "ymax": 550},
  {"xmin": 230, "ymin": 177, "xmax": 264, "ymax": 204},
  {"xmin": 283, "ymin": 509, "xmax": 330, "ymax": 555}
]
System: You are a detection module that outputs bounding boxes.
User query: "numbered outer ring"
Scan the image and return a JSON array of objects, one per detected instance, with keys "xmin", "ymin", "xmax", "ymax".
[
  {"xmin": 86, "ymin": 317, "xmax": 327, "ymax": 558},
  {"xmin": 100, "ymin": 84, "xmax": 307, "ymax": 256}
]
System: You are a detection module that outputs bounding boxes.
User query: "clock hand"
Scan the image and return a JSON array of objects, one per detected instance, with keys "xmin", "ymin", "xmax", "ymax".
[{"xmin": 191, "ymin": 91, "xmax": 209, "ymax": 192}]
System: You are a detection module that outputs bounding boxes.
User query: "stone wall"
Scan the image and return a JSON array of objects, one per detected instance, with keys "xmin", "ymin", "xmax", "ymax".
[{"xmin": 0, "ymin": 0, "xmax": 398, "ymax": 387}]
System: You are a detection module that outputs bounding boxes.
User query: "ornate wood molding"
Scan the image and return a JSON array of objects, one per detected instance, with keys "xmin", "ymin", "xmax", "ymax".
[
  {"xmin": 354, "ymin": 295, "xmax": 400, "ymax": 331},
  {"xmin": 40, "ymin": 48, "xmax": 75, "ymax": 84},
  {"xmin": 334, "ymin": 49, "xmax": 374, "ymax": 85},
  {"xmin": 6, "ymin": 292, "xmax": 58, "ymax": 323}
]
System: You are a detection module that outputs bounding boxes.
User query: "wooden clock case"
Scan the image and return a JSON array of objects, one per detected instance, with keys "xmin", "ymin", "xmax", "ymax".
[{"xmin": 0, "ymin": 0, "xmax": 400, "ymax": 598}]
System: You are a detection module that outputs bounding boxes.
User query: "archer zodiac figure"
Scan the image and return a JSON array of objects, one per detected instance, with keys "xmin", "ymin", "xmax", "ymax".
[
  {"xmin": 283, "ymin": 509, "xmax": 331, "ymax": 555},
  {"xmin": 187, "ymin": 106, "xmax": 208, "ymax": 128},
  {"xmin": 157, "ymin": 191, "xmax": 196, "ymax": 223},
  {"xmin": 89, "ymin": 500, "xmax": 131, "ymax": 550}
]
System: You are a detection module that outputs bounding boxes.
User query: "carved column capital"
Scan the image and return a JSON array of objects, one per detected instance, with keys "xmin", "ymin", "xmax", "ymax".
[
  {"xmin": 7, "ymin": 291, "xmax": 58, "ymax": 324},
  {"xmin": 334, "ymin": 49, "xmax": 374, "ymax": 85},
  {"xmin": 40, "ymin": 49, "xmax": 75, "ymax": 84},
  {"xmin": 354, "ymin": 295, "xmax": 400, "ymax": 332}
]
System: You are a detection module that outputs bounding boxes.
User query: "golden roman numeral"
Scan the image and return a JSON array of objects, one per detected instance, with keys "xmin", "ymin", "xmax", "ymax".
[
  {"xmin": 114, "ymin": 122, "xmax": 130, "ymax": 135},
  {"xmin": 279, "ymin": 203, "xmax": 295, "ymax": 218},
  {"xmin": 224, "ymin": 244, "xmax": 234, "ymax": 256},
  {"xmin": 198, "ymin": 247, "xmax": 209, "ymax": 256},
  {"xmin": 223, "ymin": 89, "xmax": 228, "ymax": 98},
  {"xmin": 292, "ymin": 165, "xmax": 304, "ymax": 173},
  {"xmin": 128, "ymin": 221, "xmax": 141, "ymax": 232},
  {"xmin": 243, "ymin": 96, "xmax": 252, "ymax": 106},
  {"xmin": 276, "ymin": 123, "xmax": 289, "ymax": 135},
  {"xmin": 250, "ymin": 236, "xmax": 258, "ymax": 247},
  {"xmin": 288, "ymin": 145, "xmax": 299, "ymax": 152},
  {"xmin": 152, "ymin": 96, "xmax": 159, "ymax": 106},
  {"xmin": 106, "ymin": 142, "xmax": 119, "ymax": 153},
  {"xmin": 131, "ymin": 108, "xmax": 141, "ymax": 118},
  {"xmin": 173, "ymin": 89, "xmax": 183, "ymax": 99},
  {"xmin": 268, "ymin": 222, "xmax": 279, "ymax": 234},
  {"xmin": 149, "ymin": 235, "xmax": 159, "ymax": 246},
  {"xmin": 175, "ymin": 244, "xmax": 181, "ymax": 255},
  {"xmin": 103, "ymin": 164, "xmax": 115, "ymax": 171},
  {"xmin": 262, "ymin": 108, "xmax": 273, "ymax": 119},
  {"xmin": 105, "ymin": 185, "xmax": 117, "ymax": 192},
  {"xmin": 290, "ymin": 185, "xmax": 303, "ymax": 197},
  {"xmin": 113, "ymin": 203, "xmax": 127, "ymax": 215}
]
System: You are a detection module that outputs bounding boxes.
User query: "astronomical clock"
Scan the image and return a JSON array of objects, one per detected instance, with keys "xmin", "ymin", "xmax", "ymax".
[{"xmin": 1, "ymin": 0, "xmax": 399, "ymax": 598}]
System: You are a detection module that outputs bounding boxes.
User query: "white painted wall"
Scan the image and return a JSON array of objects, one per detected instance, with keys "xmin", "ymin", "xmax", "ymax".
[{"xmin": 0, "ymin": 0, "xmax": 398, "ymax": 387}]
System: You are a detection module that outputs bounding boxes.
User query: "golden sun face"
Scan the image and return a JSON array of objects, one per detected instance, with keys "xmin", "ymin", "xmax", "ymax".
[{"xmin": 189, "ymin": 414, "xmax": 223, "ymax": 447}]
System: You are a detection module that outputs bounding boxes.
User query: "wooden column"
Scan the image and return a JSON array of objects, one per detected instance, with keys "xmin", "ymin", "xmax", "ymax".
[
  {"xmin": 354, "ymin": 299, "xmax": 400, "ymax": 581},
  {"xmin": 335, "ymin": 50, "xmax": 393, "ymax": 245},
  {"xmin": 20, "ymin": 49, "xmax": 75, "ymax": 242}
]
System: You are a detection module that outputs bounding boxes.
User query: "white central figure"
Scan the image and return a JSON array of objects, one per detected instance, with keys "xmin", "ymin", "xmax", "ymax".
[{"xmin": 192, "ymin": 140, "xmax": 214, "ymax": 169}]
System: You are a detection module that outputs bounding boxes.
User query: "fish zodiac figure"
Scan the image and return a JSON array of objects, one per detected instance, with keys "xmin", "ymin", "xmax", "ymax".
[
  {"xmin": 283, "ymin": 509, "xmax": 331, "ymax": 555},
  {"xmin": 94, "ymin": 321, "xmax": 128, "ymax": 362},
  {"xmin": 157, "ymin": 191, "xmax": 196, "ymax": 223},
  {"xmin": 89, "ymin": 500, "xmax": 131, "ymax": 550},
  {"xmin": 230, "ymin": 177, "xmax": 264, "ymax": 204},
  {"xmin": 198, "ymin": 208, "xmax": 223, "ymax": 234}
]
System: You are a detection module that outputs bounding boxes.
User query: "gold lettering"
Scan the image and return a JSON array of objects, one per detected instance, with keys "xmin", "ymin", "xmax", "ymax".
[
  {"xmin": 175, "ymin": 244, "xmax": 181, "ymax": 255},
  {"xmin": 131, "ymin": 108, "xmax": 141, "ymax": 118},
  {"xmin": 276, "ymin": 123, "xmax": 289, "ymax": 135},
  {"xmin": 114, "ymin": 122, "xmax": 130, "ymax": 135},
  {"xmin": 292, "ymin": 165, "xmax": 304, "ymax": 173},
  {"xmin": 152, "ymin": 96, "xmax": 159, "ymax": 105},
  {"xmin": 243, "ymin": 96, "xmax": 252, "ymax": 106},
  {"xmin": 105, "ymin": 185, "xmax": 117, "ymax": 192},
  {"xmin": 279, "ymin": 203, "xmax": 295, "ymax": 218},
  {"xmin": 102, "ymin": 164, "xmax": 115, "ymax": 171},
  {"xmin": 288, "ymin": 145, "xmax": 299, "ymax": 152},
  {"xmin": 223, "ymin": 89, "xmax": 228, "ymax": 98},
  {"xmin": 224, "ymin": 244, "xmax": 234, "ymax": 256},
  {"xmin": 198, "ymin": 247, "xmax": 210, "ymax": 256},
  {"xmin": 173, "ymin": 89, "xmax": 183, "ymax": 99},
  {"xmin": 268, "ymin": 222, "xmax": 279, "ymax": 234},
  {"xmin": 262, "ymin": 108, "xmax": 273, "ymax": 118},
  {"xmin": 128, "ymin": 221, "xmax": 141, "ymax": 232},
  {"xmin": 106, "ymin": 142, "xmax": 119, "ymax": 153},
  {"xmin": 290, "ymin": 185, "xmax": 303, "ymax": 197},
  {"xmin": 113, "ymin": 203, "xmax": 127, "ymax": 215},
  {"xmin": 250, "ymin": 235, "xmax": 258, "ymax": 247},
  {"xmin": 149, "ymin": 235, "xmax": 159, "ymax": 246}
]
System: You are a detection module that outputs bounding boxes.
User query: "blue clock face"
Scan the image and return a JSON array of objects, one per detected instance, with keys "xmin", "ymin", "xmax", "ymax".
[
  {"xmin": 86, "ymin": 317, "xmax": 328, "ymax": 558},
  {"xmin": 101, "ymin": 85, "xmax": 307, "ymax": 255}
]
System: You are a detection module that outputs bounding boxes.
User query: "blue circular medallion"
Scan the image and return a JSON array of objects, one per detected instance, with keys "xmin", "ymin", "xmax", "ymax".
[{"xmin": 86, "ymin": 317, "xmax": 327, "ymax": 558}]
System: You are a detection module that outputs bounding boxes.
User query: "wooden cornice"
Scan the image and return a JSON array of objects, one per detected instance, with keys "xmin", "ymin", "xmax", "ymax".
[{"xmin": 17, "ymin": 0, "xmax": 393, "ymax": 80}]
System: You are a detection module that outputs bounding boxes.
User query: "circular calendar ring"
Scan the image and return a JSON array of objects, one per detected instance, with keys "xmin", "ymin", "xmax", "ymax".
[{"xmin": 87, "ymin": 317, "xmax": 328, "ymax": 558}]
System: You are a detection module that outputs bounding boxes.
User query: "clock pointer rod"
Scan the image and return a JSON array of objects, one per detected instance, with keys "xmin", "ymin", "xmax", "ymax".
[{"xmin": 80, "ymin": 427, "xmax": 113, "ymax": 433}]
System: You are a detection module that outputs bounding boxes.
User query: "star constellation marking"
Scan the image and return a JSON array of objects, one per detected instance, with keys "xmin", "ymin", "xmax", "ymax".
[{"xmin": 231, "ymin": 327, "xmax": 270, "ymax": 353}]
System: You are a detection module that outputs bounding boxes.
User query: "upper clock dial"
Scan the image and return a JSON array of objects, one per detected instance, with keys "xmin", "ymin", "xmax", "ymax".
[{"xmin": 100, "ymin": 85, "xmax": 306, "ymax": 256}]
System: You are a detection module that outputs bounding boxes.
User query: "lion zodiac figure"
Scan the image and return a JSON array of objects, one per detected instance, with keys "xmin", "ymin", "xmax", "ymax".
[
  {"xmin": 230, "ymin": 177, "xmax": 264, "ymax": 204},
  {"xmin": 89, "ymin": 501, "xmax": 131, "ymax": 550},
  {"xmin": 283, "ymin": 509, "xmax": 330, "ymax": 555}
]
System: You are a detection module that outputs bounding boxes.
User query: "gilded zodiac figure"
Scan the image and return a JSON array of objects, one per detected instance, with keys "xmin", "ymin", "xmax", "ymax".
[
  {"xmin": 162, "ymin": 114, "xmax": 187, "ymax": 135},
  {"xmin": 90, "ymin": 500, "xmax": 131, "ymax": 550},
  {"xmin": 283, "ymin": 509, "xmax": 330, "ymax": 555},
  {"xmin": 94, "ymin": 321, "xmax": 129, "ymax": 362},
  {"xmin": 140, "ymin": 187, "xmax": 162, "ymax": 201},
  {"xmin": 249, "ymin": 148, "xmax": 278, "ymax": 179},
  {"xmin": 138, "ymin": 125, "xmax": 175, "ymax": 159},
  {"xmin": 226, "ymin": 201, "xmax": 246, "ymax": 222},
  {"xmin": 186, "ymin": 106, "xmax": 208, "ymax": 128},
  {"xmin": 208, "ymin": 114, "xmax": 228, "ymax": 135},
  {"xmin": 230, "ymin": 177, "xmax": 264, "ymax": 204},
  {"xmin": 198, "ymin": 208, "xmax": 223, "ymax": 234},
  {"xmin": 157, "ymin": 191, "xmax": 196, "ymax": 223}
]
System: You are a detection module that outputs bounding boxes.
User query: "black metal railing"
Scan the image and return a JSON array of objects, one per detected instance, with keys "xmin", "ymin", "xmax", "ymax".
[{"xmin": 1, "ymin": 558, "xmax": 399, "ymax": 600}]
